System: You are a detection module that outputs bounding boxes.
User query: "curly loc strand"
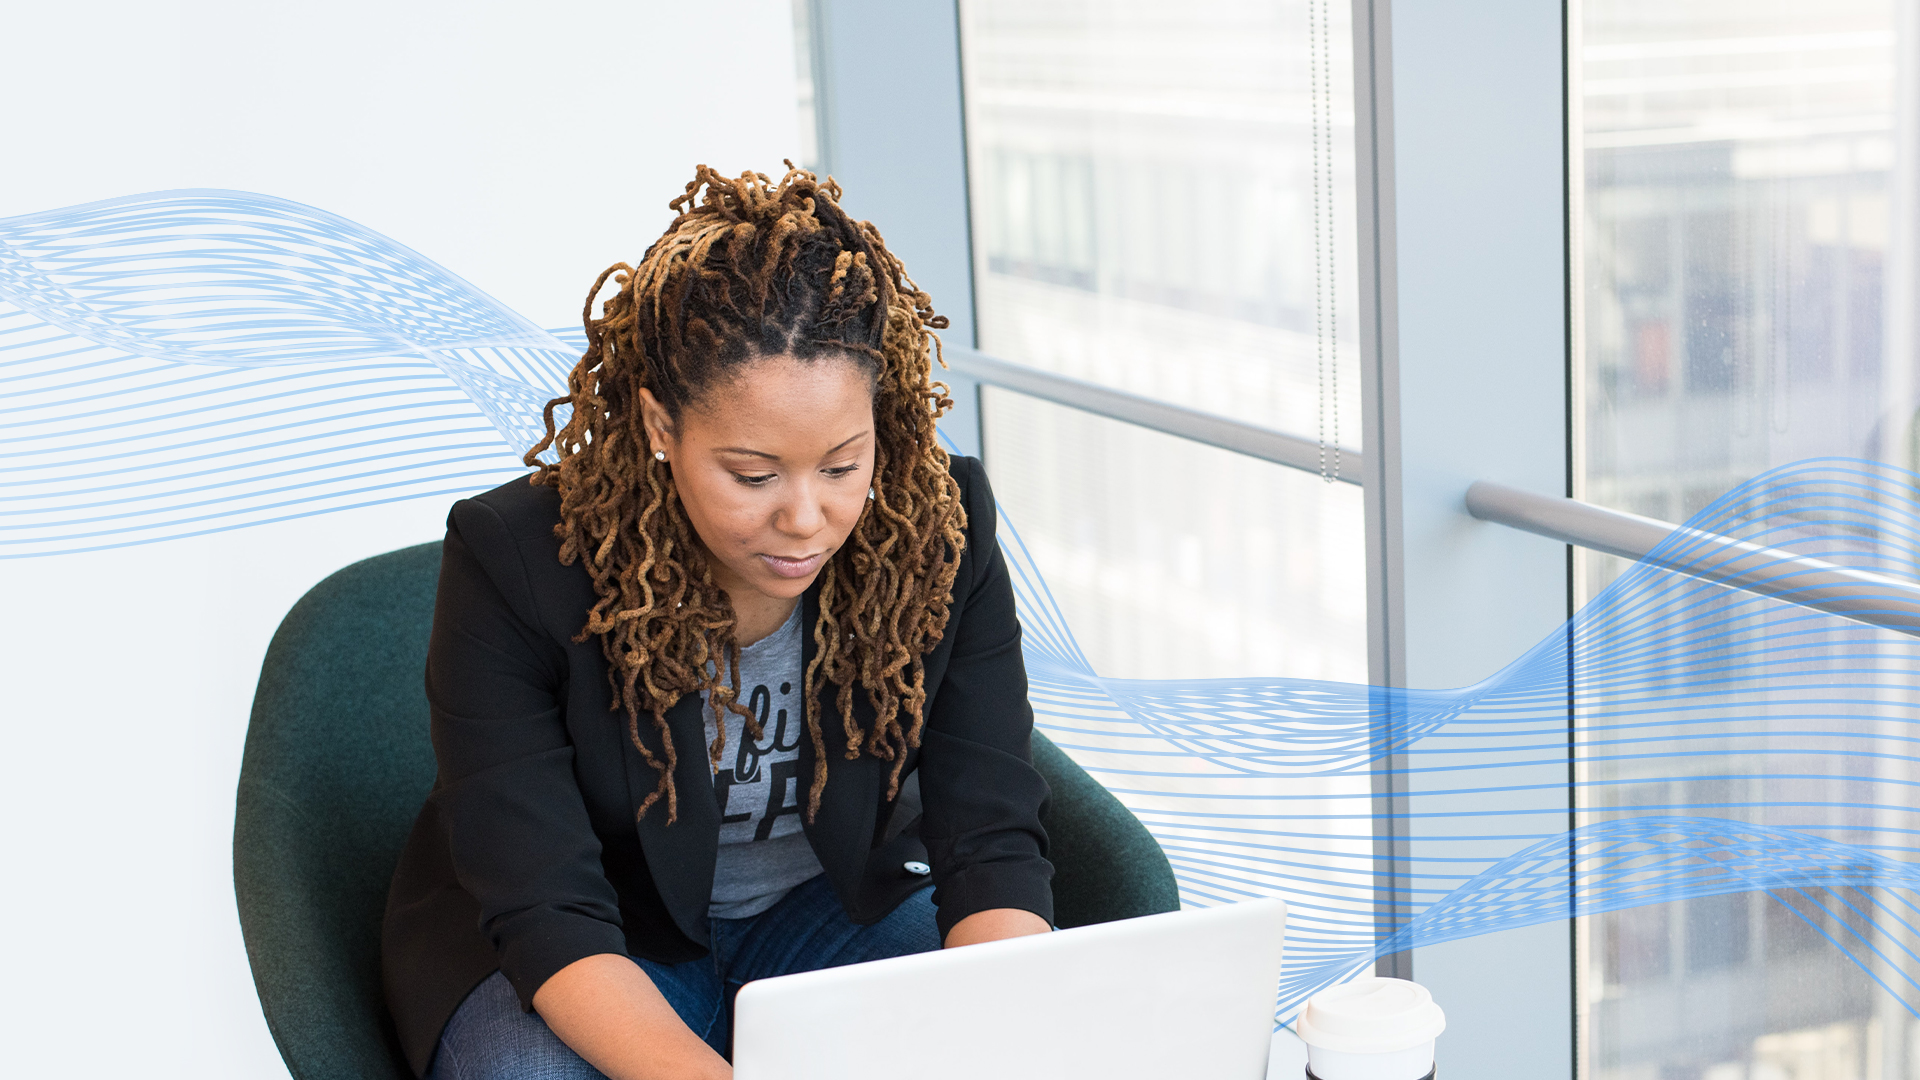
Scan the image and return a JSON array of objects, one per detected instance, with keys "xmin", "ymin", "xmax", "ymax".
[{"xmin": 803, "ymin": 606, "xmax": 834, "ymax": 822}]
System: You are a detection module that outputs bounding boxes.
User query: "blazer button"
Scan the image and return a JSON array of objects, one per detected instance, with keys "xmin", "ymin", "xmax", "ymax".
[{"xmin": 903, "ymin": 860, "xmax": 931, "ymax": 876}]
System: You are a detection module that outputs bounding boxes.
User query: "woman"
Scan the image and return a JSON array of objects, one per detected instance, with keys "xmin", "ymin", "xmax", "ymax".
[{"xmin": 382, "ymin": 165, "xmax": 1055, "ymax": 1080}]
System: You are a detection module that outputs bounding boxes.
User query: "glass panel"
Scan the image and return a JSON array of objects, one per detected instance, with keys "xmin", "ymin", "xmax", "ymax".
[
  {"xmin": 983, "ymin": 388, "xmax": 1366, "ymax": 682},
  {"xmin": 959, "ymin": 0, "xmax": 1364, "ymax": 683},
  {"xmin": 1576, "ymin": 2, "xmax": 1920, "ymax": 1076},
  {"xmin": 791, "ymin": 0, "xmax": 821, "ymax": 173}
]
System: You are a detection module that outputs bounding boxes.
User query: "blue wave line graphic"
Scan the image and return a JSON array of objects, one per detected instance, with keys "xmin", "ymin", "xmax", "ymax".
[
  {"xmin": 0, "ymin": 189, "xmax": 572, "ymax": 555},
  {"xmin": 7, "ymin": 190, "xmax": 1920, "ymax": 1021}
]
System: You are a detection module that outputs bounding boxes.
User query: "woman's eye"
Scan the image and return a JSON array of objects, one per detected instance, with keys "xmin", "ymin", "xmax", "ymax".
[
  {"xmin": 735, "ymin": 473, "xmax": 777, "ymax": 486},
  {"xmin": 824, "ymin": 464, "xmax": 861, "ymax": 478}
]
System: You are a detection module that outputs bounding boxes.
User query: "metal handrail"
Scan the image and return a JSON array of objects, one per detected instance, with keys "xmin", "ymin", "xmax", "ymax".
[
  {"xmin": 944, "ymin": 346, "xmax": 1364, "ymax": 484},
  {"xmin": 945, "ymin": 345, "xmax": 1920, "ymax": 637},
  {"xmin": 1465, "ymin": 480, "xmax": 1920, "ymax": 638}
]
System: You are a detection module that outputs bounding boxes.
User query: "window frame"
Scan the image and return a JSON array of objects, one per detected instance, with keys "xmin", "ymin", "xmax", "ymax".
[{"xmin": 806, "ymin": 3, "xmax": 1578, "ymax": 1077}]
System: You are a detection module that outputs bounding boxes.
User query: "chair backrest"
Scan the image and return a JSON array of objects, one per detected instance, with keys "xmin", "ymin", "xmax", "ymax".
[
  {"xmin": 1032, "ymin": 735, "xmax": 1182, "ymax": 928},
  {"xmin": 236, "ymin": 543, "xmax": 440, "ymax": 1080},
  {"xmin": 235, "ymin": 543, "xmax": 1179, "ymax": 1079}
]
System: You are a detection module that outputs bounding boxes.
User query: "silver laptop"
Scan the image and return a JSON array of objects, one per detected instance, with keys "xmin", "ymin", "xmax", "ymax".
[{"xmin": 732, "ymin": 897, "xmax": 1288, "ymax": 1080}]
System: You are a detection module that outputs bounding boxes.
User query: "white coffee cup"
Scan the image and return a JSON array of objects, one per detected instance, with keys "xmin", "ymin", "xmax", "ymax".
[{"xmin": 1295, "ymin": 977, "xmax": 1446, "ymax": 1080}]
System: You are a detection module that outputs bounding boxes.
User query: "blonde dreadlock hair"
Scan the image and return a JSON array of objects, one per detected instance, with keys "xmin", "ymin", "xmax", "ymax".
[{"xmin": 524, "ymin": 164, "xmax": 967, "ymax": 826}]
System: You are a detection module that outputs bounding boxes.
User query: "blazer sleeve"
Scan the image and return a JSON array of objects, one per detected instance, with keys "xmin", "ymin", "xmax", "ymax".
[
  {"xmin": 426, "ymin": 496, "xmax": 629, "ymax": 1010},
  {"xmin": 916, "ymin": 458, "xmax": 1056, "ymax": 938}
]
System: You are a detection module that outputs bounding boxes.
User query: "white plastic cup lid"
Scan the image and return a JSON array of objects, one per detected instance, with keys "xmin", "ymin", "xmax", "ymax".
[{"xmin": 1296, "ymin": 977, "xmax": 1447, "ymax": 1055}]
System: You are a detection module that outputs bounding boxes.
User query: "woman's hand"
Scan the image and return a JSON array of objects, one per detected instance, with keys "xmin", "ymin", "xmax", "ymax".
[
  {"xmin": 532, "ymin": 954, "xmax": 731, "ymax": 1080},
  {"xmin": 943, "ymin": 907, "xmax": 1052, "ymax": 948}
]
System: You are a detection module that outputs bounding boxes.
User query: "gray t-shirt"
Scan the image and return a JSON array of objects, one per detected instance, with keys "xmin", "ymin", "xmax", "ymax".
[{"xmin": 702, "ymin": 604, "xmax": 825, "ymax": 919}]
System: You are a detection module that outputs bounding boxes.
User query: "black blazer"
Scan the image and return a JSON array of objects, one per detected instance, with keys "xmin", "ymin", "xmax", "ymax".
[{"xmin": 381, "ymin": 455, "xmax": 1054, "ymax": 1075}]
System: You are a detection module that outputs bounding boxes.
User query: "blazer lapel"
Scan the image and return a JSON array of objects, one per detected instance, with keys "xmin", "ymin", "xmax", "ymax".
[
  {"xmin": 626, "ymin": 690, "xmax": 721, "ymax": 947},
  {"xmin": 797, "ymin": 583, "xmax": 888, "ymax": 917},
  {"xmin": 623, "ymin": 583, "xmax": 888, "ymax": 944}
]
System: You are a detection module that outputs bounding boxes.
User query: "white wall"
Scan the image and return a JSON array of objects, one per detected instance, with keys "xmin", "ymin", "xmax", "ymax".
[{"xmin": 0, "ymin": 3, "xmax": 801, "ymax": 1076}]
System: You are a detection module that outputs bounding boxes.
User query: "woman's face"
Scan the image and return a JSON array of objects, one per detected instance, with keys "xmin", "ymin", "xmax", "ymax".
[{"xmin": 640, "ymin": 354, "xmax": 877, "ymax": 605}]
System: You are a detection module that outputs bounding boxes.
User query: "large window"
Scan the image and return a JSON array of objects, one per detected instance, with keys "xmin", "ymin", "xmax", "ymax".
[
  {"xmin": 958, "ymin": 0, "xmax": 1365, "ymax": 683},
  {"xmin": 1575, "ymin": 3, "xmax": 1920, "ymax": 1076}
]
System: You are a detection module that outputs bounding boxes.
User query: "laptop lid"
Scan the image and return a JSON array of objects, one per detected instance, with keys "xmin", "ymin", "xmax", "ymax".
[{"xmin": 732, "ymin": 897, "xmax": 1288, "ymax": 1080}]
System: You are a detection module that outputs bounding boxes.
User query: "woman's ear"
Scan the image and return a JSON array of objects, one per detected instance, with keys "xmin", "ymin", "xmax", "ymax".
[{"xmin": 636, "ymin": 387, "xmax": 675, "ymax": 460}]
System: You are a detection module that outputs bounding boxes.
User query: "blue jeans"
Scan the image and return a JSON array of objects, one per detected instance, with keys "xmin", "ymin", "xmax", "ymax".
[{"xmin": 428, "ymin": 875, "xmax": 939, "ymax": 1079}]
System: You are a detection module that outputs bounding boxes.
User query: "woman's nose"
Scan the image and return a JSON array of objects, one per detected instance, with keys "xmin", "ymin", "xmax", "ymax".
[{"xmin": 777, "ymin": 479, "xmax": 826, "ymax": 536}]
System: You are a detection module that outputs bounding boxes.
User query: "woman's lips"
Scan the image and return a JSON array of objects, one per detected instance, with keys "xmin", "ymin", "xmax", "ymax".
[{"xmin": 758, "ymin": 551, "xmax": 828, "ymax": 579}]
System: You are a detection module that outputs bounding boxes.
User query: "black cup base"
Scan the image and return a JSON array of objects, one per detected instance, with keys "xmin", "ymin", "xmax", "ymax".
[{"xmin": 1297, "ymin": 1060, "xmax": 1436, "ymax": 1068}]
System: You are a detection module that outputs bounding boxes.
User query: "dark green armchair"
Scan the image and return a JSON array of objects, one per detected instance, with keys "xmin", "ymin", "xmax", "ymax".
[{"xmin": 234, "ymin": 543, "xmax": 1180, "ymax": 1080}]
